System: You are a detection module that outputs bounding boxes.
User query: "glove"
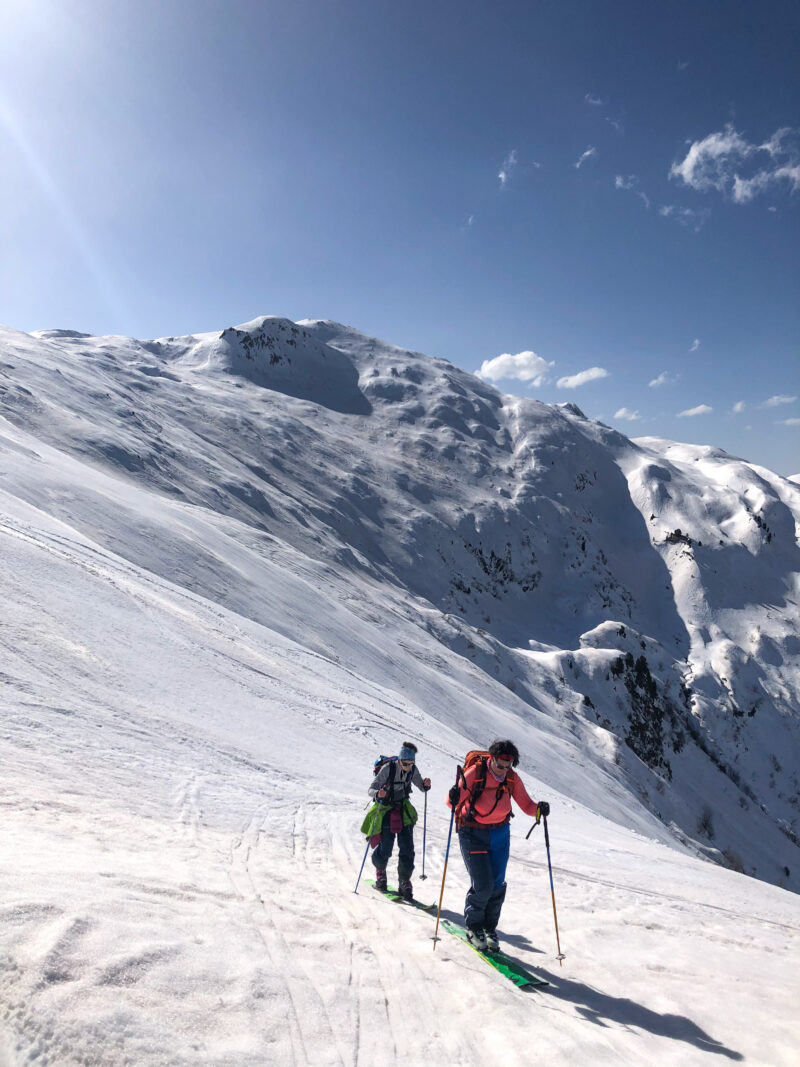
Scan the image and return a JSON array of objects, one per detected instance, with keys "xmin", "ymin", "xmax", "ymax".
[
  {"xmin": 538, "ymin": 801, "xmax": 550, "ymax": 818},
  {"xmin": 422, "ymin": 778, "xmax": 431, "ymax": 790},
  {"xmin": 448, "ymin": 786, "xmax": 461, "ymax": 806}
]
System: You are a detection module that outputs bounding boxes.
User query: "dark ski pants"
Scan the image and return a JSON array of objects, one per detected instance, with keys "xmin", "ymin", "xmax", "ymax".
[
  {"xmin": 458, "ymin": 822, "xmax": 510, "ymax": 931},
  {"xmin": 372, "ymin": 819, "xmax": 415, "ymax": 880}
]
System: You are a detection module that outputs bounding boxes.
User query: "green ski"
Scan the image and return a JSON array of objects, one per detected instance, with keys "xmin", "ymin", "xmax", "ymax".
[
  {"xmin": 367, "ymin": 879, "xmax": 436, "ymax": 912},
  {"xmin": 440, "ymin": 920, "xmax": 549, "ymax": 989}
]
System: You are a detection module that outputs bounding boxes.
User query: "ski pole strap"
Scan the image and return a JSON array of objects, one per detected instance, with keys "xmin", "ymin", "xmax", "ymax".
[{"xmin": 525, "ymin": 814, "xmax": 541, "ymax": 840}]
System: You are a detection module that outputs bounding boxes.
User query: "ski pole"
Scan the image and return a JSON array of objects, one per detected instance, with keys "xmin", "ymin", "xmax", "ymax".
[
  {"xmin": 353, "ymin": 838, "xmax": 371, "ymax": 894},
  {"xmin": 543, "ymin": 815, "xmax": 566, "ymax": 965},
  {"xmin": 433, "ymin": 767, "xmax": 462, "ymax": 950},
  {"xmin": 420, "ymin": 790, "xmax": 428, "ymax": 880}
]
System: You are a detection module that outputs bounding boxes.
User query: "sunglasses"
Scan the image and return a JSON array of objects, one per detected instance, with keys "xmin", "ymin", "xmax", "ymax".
[{"xmin": 399, "ymin": 760, "xmax": 414, "ymax": 768}]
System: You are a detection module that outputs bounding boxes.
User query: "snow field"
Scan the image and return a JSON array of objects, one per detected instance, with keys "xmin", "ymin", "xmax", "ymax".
[{"xmin": 1, "ymin": 498, "xmax": 799, "ymax": 1065}]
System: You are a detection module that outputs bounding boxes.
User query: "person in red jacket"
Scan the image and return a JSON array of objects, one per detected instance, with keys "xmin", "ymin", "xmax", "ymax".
[{"xmin": 447, "ymin": 739, "xmax": 549, "ymax": 952}]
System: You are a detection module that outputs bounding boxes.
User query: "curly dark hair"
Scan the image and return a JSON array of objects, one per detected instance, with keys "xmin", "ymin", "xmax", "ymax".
[
  {"xmin": 488, "ymin": 739, "xmax": 519, "ymax": 767},
  {"xmin": 400, "ymin": 740, "xmax": 418, "ymax": 752}
]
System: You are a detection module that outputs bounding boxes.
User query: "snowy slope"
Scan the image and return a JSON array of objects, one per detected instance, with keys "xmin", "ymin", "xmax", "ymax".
[
  {"xmin": 2, "ymin": 317, "xmax": 798, "ymax": 887},
  {"xmin": 1, "ymin": 317, "xmax": 799, "ymax": 1065}
]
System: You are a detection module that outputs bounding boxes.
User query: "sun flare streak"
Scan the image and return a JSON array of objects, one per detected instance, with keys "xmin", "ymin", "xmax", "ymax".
[{"xmin": 0, "ymin": 93, "xmax": 125, "ymax": 323}]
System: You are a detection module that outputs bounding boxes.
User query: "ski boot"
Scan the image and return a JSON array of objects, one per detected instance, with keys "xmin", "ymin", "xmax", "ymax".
[
  {"xmin": 398, "ymin": 879, "xmax": 413, "ymax": 901},
  {"xmin": 466, "ymin": 926, "xmax": 488, "ymax": 951},
  {"xmin": 374, "ymin": 869, "xmax": 388, "ymax": 892}
]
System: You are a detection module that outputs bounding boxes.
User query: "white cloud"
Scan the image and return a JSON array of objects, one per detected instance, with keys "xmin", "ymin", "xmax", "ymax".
[
  {"xmin": 557, "ymin": 366, "xmax": 608, "ymax": 389},
  {"xmin": 614, "ymin": 407, "xmax": 641, "ymax": 421},
  {"xmin": 677, "ymin": 404, "xmax": 713, "ymax": 417},
  {"xmin": 476, "ymin": 350, "xmax": 554, "ymax": 386},
  {"xmin": 670, "ymin": 123, "xmax": 800, "ymax": 203},
  {"xmin": 778, "ymin": 417, "xmax": 800, "ymax": 426},
  {"xmin": 732, "ymin": 401, "xmax": 746, "ymax": 414},
  {"xmin": 585, "ymin": 93, "xmax": 606, "ymax": 107},
  {"xmin": 659, "ymin": 204, "xmax": 711, "ymax": 231},
  {"xmin": 498, "ymin": 149, "xmax": 518, "ymax": 188},
  {"xmin": 689, "ymin": 338, "xmax": 700, "ymax": 351},
  {"xmin": 678, "ymin": 60, "xmax": 689, "ymax": 72},
  {"xmin": 575, "ymin": 146, "xmax": 597, "ymax": 169},
  {"xmin": 615, "ymin": 174, "xmax": 650, "ymax": 208},
  {"xmin": 606, "ymin": 117, "xmax": 624, "ymax": 135},
  {"xmin": 762, "ymin": 394, "xmax": 797, "ymax": 407},
  {"xmin": 649, "ymin": 371, "xmax": 673, "ymax": 388},
  {"xmin": 733, "ymin": 164, "xmax": 800, "ymax": 203}
]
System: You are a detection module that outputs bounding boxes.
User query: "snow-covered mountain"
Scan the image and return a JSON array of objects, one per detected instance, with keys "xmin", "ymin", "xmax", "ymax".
[
  {"xmin": 3, "ymin": 315, "xmax": 797, "ymax": 888},
  {"xmin": 1, "ymin": 316, "xmax": 799, "ymax": 1065}
]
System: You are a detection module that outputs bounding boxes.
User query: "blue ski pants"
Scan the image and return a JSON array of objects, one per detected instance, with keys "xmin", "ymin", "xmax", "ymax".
[{"xmin": 458, "ymin": 821, "xmax": 510, "ymax": 930}]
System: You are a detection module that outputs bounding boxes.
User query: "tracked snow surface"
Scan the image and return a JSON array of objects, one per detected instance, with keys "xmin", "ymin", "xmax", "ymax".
[{"xmin": 0, "ymin": 315, "xmax": 798, "ymax": 1065}]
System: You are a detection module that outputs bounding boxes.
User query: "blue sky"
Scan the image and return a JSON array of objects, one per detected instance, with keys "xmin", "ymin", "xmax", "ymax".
[{"xmin": 1, "ymin": 0, "xmax": 798, "ymax": 475}]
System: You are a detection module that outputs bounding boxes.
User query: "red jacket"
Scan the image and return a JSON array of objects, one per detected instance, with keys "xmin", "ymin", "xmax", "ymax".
[{"xmin": 448, "ymin": 759, "xmax": 540, "ymax": 825}]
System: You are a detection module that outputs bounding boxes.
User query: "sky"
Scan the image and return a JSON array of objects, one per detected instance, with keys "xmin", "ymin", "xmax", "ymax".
[{"xmin": 0, "ymin": 0, "xmax": 798, "ymax": 475}]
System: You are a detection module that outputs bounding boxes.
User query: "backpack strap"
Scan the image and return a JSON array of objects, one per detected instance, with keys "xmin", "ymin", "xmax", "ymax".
[
  {"xmin": 459, "ymin": 759, "xmax": 515, "ymax": 824},
  {"xmin": 459, "ymin": 757, "xmax": 488, "ymax": 824},
  {"xmin": 383, "ymin": 758, "xmax": 397, "ymax": 802},
  {"xmin": 380, "ymin": 758, "xmax": 412, "ymax": 806}
]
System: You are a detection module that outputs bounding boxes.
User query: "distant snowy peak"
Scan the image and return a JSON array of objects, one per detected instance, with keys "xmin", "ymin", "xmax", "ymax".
[
  {"xmin": 30, "ymin": 328, "xmax": 94, "ymax": 341},
  {"xmin": 177, "ymin": 315, "xmax": 370, "ymax": 415},
  {"xmin": 555, "ymin": 401, "xmax": 588, "ymax": 419}
]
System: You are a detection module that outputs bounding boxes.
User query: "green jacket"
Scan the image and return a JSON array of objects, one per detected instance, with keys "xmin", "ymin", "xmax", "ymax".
[{"xmin": 361, "ymin": 799, "xmax": 418, "ymax": 837}]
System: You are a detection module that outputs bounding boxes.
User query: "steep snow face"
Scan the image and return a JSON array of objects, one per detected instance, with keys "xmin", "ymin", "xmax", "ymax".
[{"xmin": 1, "ymin": 317, "xmax": 798, "ymax": 891}]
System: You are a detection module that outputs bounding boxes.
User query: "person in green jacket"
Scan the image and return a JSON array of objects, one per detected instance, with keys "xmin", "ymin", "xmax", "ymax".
[{"xmin": 367, "ymin": 741, "xmax": 430, "ymax": 899}]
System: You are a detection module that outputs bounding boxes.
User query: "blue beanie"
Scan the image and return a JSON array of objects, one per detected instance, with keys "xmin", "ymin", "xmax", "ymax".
[{"xmin": 399, "ymin": 744, "xmax": 416, "ymax": 762}]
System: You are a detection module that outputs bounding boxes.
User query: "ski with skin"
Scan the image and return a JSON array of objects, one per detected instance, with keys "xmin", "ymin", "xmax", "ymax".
[
  {"xmin": 440, "ymin": 919, "xmax": 549, "ymax": 989},
  {"xmin": 367, "ymin": 879, "xmax": 436, "ymax": 912}
]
